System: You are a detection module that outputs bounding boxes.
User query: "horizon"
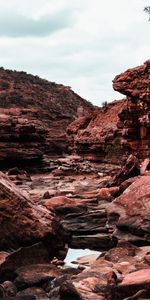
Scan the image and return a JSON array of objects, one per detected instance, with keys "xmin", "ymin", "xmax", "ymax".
[{"xmin": 0, "ymin": 0, "xmax": 149, "ymax": 106}]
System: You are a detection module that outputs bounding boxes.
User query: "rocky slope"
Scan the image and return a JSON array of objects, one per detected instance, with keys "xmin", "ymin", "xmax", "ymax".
[{"xmin": 0, "ymin": 67, "xmax": 94, "ymax": 168}]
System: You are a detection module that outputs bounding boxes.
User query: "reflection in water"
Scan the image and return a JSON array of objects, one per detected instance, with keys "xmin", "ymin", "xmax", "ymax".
[{"xmin": 65, "ymin": 248, "xmax": 101, "ymax": 266}]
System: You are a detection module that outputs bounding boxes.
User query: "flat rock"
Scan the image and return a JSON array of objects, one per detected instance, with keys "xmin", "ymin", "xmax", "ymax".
[
  {"xmin": 14, "ymin": 264, "xmax": 63, "ymax": 289},
  {"xmin": 0, "ymin": 243, "xmax": 49, "ymax": 282}
]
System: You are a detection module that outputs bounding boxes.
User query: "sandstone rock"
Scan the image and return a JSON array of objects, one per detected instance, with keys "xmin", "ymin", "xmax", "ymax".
[
  {"xmin": 113, "ymin": 60, "xmax": 150, "ymax": 159},
  {"xmin": 14, "ymin": 264, "xmax": 63, "ymax": 290},
  {"xmin": 0, "ymin": 243, "xmax": 49, "ymax": 282},
  {"xmin": 44, "ymin": 195, "xmax": 113, "ymax": 251},
  {"xmin": 67, "ymin": 100, "xmax": 126, "ymax": 163},
  {"xmin": 107, "ymin": 175, "xmax": 150, "ymax": 245},
  {"xmin": 117, "ymin": 269, "xmax": 150, "ymax": 299},
  {"xmin": 0, "ymin": 171, "xmax": 68, "ymax": 258},
  {"xmin": 110, "ymin": 154, "xmax": 140, "ymax": 187}
]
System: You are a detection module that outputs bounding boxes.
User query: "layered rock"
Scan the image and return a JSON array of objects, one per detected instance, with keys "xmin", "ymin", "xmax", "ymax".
[
  {"xmin": 67, "ymin": 60, "xmax": 150, "ymax": 163},
  {"xmin": 0, "ymin": 171, "xmax": 68, "ymax": 258},
  {"xmin": 0, "ymin": 108, "xmax": 47, "ymax": 167},
  {"xmin": 67, "ymin": 100, "xmax": 126, "ymax": 163},
  {"xmin": 107, "ymin": 175, "xmax": 150, "ymax": 246},
  {"xmin": 113, "ymin": 60, "xmax": 150, "ymax": 159},
  {"xmin": 43, "ymin": 195, "xmax": 114, "ymax": 251},
  {"xmin": 0, "ymin": 67, "xmax": 94, "ymax": 167}
]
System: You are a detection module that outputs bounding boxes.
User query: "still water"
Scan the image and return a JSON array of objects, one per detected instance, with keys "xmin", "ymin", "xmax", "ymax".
[{"xmin": 65, "ymin": 248, "xmax": 101, "ymax": 267}]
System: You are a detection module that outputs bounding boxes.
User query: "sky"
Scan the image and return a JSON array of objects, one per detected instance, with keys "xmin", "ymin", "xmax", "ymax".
[{"xmin": 0, "ymin": 0, "xmax": 149, "ymax": 106}]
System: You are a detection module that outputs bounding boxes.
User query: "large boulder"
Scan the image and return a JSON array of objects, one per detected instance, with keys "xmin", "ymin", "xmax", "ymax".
[
  {"xmin": 107, "ymin": 175, "xmax": 150, "ymax": 245},
  {"xmin": 0, "ymin": 172, "xmax": 68, "ymax": 257}
]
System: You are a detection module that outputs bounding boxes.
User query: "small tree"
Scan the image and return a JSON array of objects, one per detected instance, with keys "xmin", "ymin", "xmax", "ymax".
[
  {"xmin": 102, "ymin": 101, "xmax": 108, "ymax": 108},
  {"xmin": 144, "ymin": 6, "xmax": 150, "ymax": 20}
]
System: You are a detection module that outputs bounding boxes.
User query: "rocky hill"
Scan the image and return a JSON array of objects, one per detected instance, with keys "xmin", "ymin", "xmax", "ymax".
[{"xmin": 0, "ymin": 67, "xmax": 94, "ymax": 168}]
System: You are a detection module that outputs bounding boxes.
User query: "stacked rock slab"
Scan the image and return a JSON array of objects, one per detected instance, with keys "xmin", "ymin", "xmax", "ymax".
[
  {"xmin": 113, "ymin": 60, "xmax": 150, "ymax": 159},
  {"xmin": 0, "ymin": 108, "xmax": 47, "ymax": 167}
]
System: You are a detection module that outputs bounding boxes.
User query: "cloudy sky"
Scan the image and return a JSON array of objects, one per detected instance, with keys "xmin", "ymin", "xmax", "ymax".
[{"xmin": 0, "ymin": 0, "xmax": 149, "ymax": 106}]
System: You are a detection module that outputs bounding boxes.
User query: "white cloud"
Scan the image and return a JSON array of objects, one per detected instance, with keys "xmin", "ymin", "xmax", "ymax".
[{"xmin": 0, "ymin": 0, "xmax": 149, "ymax": 106}]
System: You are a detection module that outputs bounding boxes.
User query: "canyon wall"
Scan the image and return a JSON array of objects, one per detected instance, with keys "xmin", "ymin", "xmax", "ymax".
[
  {"xmin": 68, "ymin": 60, "xmax": 150, "ymax": 162},
  {"xmin": 113, "ymin": 59, "xmax": 150, "ymax": 159}
]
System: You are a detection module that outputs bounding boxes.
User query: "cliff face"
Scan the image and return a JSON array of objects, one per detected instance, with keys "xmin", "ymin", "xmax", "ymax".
[
  {"xmin": 67, "ymin": 60, "xmax": 150, "ymax": 162},
  {"xmin": 113, "ymin": 60, "xmax": 150, "ymax": 159},
  {"xmin": 0, "ymin": 68, "xmax": 94, "ymax": 166},
  {"xmin": 67, "ymin": 100, "xmax": 126, "ymax": 162}
]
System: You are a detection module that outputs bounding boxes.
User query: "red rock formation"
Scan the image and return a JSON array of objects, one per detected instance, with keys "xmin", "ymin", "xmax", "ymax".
[
  {"xmin": 67, "ymin": 100, "xmax": 126, "ymax": 162},
  {"xmin": 0, "ymin": 108, "xmax": 47, "ymax": 166},
  {"xmin": 43, "ymin": 195, "xmax": 114, "ymax": 251},
  {"xmin": 67, "ymin": 60, "xmax": 150, "ymax": 163},
  {"xmin": 0, "ymin": 67, "xmax": 94, "ymax": 167},
  {"xmin": 113, "ymin": 60, "xmax": 150, "ymax": 159},
  {"xmin": 0, "ymin": 171, "xmax": 68, "ymax": 258},
  {"xmin": 107, "ymin": 175, "xmax": 150, "ymax": 245}
]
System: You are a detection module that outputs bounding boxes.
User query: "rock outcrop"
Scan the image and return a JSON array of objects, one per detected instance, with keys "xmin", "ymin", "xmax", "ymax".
[
  {"xmin": 0, "ymin": 171, "xmax": 68, "ymax": 258},
  {"xmin": 107, "ymin": 175, "xmax": 150, "ymax": 246},
  {"xmin": 113, "ymin": 60, "xmax": 150, "ymax": 159},
  {"xmin": 43, "ymin": 195, "xmax": 114, "ymax": 251},
  {"xmin": 0, "ymin": 67, "xmax": 94, "ymax": 168},
  {"xmin": 67, "ymin": 100, "xmax": 126, "ymax": 163},
  {"xmin": 67, "ymin": 60, "xmax": 150, "ymax": 163}
]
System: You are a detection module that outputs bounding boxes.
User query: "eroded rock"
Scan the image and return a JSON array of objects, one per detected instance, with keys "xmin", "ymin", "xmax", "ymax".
[
  {"xmin": 0, "ymin": 172, "xmax": 68, "ymax": 258},
  {"xmin": 107, "ymin": 175, "xmax": 150, "ymax": 245}
]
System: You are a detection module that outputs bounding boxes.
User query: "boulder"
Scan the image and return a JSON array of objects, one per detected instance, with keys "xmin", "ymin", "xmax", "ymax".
[
  {"xmin": 110, "ymin": 154, "xmax": 140, "ymax": 187},
  {"xmin": 0, "ymin": 243, "xmax": 49, "ymax": 282},
  {"xmin": 107, "ymin": 175, "xmax": 150, "ymax": 245},
  {"xmin": 0, "ymin": 172, "xmax": 68, "ymax": 257},
  {"xmin": 14, "ymin": 264, "xmax": 63, "ymax": 290}
]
